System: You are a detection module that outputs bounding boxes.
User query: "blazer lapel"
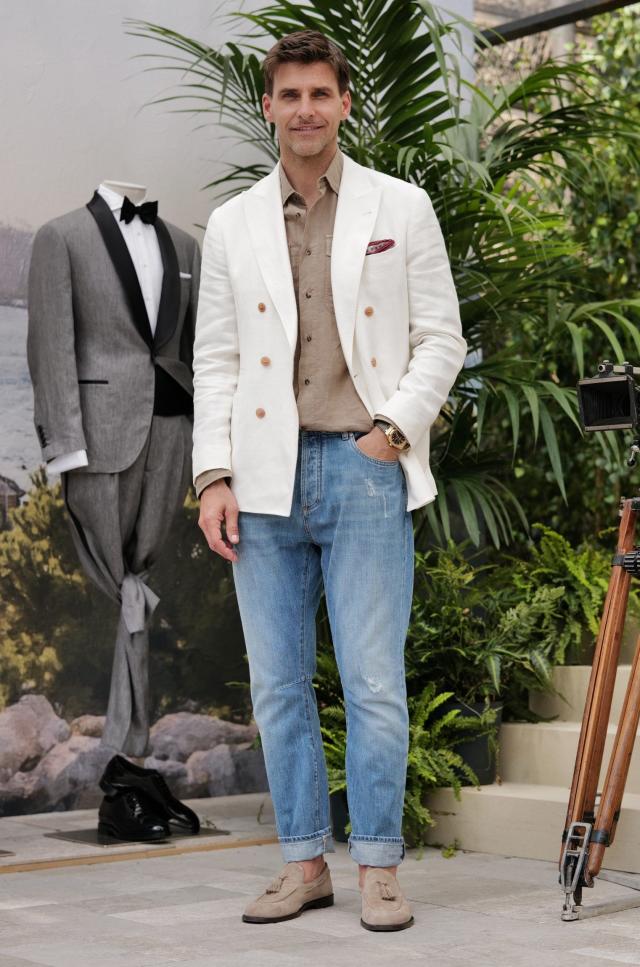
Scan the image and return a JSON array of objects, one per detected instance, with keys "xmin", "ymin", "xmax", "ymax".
[
  {"xmin": 331, "ymin": 155, "xmax": 382, "ymax": 371},
  {"xmin": 86, "ymin": 191, "xmax": 153, "ymax": 350},
  {"xmin": 243, "ymin": 167, "xmax": 298, "ymax": 353},
  {"xmin": 153, "ymin": 218, "xmax": 180, "ymax": 350},
  {"xmin": 242, "ymin": 154, "xmax": 382, "ymax": 368}
]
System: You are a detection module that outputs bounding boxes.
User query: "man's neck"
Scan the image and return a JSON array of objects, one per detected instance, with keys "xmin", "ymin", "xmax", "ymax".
[{"xmin": 279, "ymin": 143, "xmax": 339, "ymax": 206}]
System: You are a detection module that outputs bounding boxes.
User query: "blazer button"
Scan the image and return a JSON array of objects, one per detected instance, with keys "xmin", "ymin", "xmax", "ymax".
[
  {"xmin": 260, "ymin": 356, "xmax": 271, "ymax": 366},
  {"xmin": 258, "ymin": 302, "xmax": 266, "ymax": 312},
  {"xmin": 256, "ymin": 407, "xmax": 266, "ymax": 418},
  {"xmin": 364, "ymin": 306, "xmax": 374, "ymax": 316},
  {"xmin": 371, "ymin": 357, "xmax": 377, "ymax": 367}
]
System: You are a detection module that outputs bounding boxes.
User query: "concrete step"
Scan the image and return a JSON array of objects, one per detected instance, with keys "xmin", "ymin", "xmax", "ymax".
[
  {"xmin": 498, "ymin": 721, "xmax": 640, "ymax": 793},
  {"xmin": 530, "ymin": 664, "xmax": 634, "ymax": 723},
  {"xmin": 425, "ymin": 782, "xmax": 640, "ymax": 874}
]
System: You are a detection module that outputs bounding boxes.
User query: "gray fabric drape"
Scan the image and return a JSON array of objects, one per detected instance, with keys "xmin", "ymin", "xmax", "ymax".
[{"xmin": 62, "ymin": 414, "xmax": 192, "ymax": 756}]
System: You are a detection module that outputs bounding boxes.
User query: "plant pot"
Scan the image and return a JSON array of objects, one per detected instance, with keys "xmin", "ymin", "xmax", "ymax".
[
  {"xmin": 444, "ymin": 699, "xmax": 503, "ymax": 785},
  {"xmin": 330, "ymin": 789, "xmax": 349, "ymax": 843}
]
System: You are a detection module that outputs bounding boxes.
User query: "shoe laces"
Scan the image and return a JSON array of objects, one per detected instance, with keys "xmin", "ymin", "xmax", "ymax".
[{"xmin": 124, "ymin": 791, "xmax": 153, "ymax": 822}]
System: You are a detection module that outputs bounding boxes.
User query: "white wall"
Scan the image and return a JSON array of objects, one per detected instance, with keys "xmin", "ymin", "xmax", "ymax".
[
  {"xmin": 2, "ymin": 0, "xmax": 474, "ymax": 239},
  {"xmin": 2, "ymin": 1, "xmax": 261, "ymax": 237}
]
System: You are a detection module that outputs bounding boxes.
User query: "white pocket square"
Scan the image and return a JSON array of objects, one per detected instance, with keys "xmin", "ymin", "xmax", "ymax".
[{"xmin": 179, "ymin": 272, "xmax": 192, "ymax": 279}]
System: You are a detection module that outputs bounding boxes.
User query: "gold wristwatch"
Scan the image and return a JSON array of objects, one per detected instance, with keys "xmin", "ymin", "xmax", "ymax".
[{"xmin": 374, "ymin": 419, "xmax": 410, "ymax": 452}]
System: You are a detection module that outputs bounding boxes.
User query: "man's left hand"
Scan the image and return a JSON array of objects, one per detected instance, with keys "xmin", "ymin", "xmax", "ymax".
[{"xmin": 354, "ymin": 426, "xmax": 400, "ymax": 461}]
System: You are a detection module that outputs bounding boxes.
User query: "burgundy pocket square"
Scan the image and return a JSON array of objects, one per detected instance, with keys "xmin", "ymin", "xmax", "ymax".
[{"xmin": 365, "ymin": 238, "xmax": 396, "ymax": 255}]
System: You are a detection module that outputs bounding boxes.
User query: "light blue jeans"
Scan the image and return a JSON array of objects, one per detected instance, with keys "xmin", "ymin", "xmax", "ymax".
[{"xmin": 231, "ymin": 429, "xmax": 414, "ymax": 866}]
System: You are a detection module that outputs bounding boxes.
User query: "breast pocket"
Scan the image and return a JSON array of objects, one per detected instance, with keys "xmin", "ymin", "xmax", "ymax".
[{"xmin": 361, "ymin": 242, "xmax": 404, "ymax": 300}]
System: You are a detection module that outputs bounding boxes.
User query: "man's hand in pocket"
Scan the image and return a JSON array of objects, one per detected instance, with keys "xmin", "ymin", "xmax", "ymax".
[{"xmin": 355, "ymin": 426, "xmax": 400, "ymax": 461}]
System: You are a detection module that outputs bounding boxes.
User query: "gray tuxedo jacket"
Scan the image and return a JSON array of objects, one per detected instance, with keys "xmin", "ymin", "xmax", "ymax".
[{"xmin": 27, "ymin": 193, "xmax": 201, "ymax": 473}]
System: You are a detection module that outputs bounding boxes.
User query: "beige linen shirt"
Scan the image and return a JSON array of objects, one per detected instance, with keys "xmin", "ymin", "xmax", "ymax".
[{"xmin": 195, "ymin": 148, "xmax": 402, "ymax": 498}]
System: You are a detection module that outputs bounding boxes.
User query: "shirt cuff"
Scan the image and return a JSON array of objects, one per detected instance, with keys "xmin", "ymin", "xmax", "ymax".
[
  {"xmin": 195, "ymin": 468, "xmax": 232, "ymax": 499},
  {"xmin": 47, "ymin": 450, "xmax": 89, "ymax": 473}
]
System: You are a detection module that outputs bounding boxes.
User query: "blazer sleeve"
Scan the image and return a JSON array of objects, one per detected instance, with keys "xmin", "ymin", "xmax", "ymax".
[
  {"xmin": 192, "ymin": 207, "xmax": 240, "ymax": 481},
  {"xmin": 26, "ymin": 222, "xmax": 88, "ymax": 463},
  {"xmin": 374, "ymin": 188, "xmax": 467, "ymax": 447}
]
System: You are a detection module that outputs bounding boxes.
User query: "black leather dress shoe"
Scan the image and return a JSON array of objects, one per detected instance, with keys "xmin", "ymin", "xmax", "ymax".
[
  {"xmin": 98, "ymin": 788, "xmax": 170, "ymax": 842},
  {"xmin": 99, "ymin": 754, "xmax": 200, "ymax": 834}
]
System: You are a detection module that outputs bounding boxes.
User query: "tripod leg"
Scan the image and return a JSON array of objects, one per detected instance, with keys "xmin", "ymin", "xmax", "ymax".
[
  {"xmin": 587, "ymin": 630, "xmax": 640, "ymax": 879},
  {"xmin": 560, "ymin": 498, "xmax": 637, "ymax": 872}
]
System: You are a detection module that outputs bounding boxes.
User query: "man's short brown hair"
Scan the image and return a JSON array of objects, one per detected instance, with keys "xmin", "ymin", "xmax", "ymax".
[{"xmin": 262, "ymin": 30, "xmax": 350, "ymax": 96}]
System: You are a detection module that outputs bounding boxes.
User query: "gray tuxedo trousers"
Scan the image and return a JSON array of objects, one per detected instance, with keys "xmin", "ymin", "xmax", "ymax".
[{"xmin": 62, "ymin": 414, "xmax": 192, "ymax": 756}]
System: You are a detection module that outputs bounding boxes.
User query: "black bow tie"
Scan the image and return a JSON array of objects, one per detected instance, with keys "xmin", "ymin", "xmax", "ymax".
[{"xmin": 120, "ymin": 196, "xmax": 158, "ymax": 225}]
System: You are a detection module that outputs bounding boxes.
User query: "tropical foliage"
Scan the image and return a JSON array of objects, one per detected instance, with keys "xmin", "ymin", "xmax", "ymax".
[
  {"xmin": 404, "ymin": 530, "xmax": 639, "ymax": 717},
  {"xmin": 563, "ymin": 5, "xmax": 640, "ymax": 302},
  {"xmin": 126, "ymin": 0, "xmax": 640, "ymax": 549},
  {"xmin": 498, "ymin": 4, "xmax": 640, "ymax": 544}
]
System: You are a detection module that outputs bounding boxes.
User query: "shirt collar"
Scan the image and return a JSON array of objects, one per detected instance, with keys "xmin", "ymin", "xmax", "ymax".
[
  {"xmin": 279, "ymin": 147, "xmax": 344, "ymax": 206},
  {"xmin": 97, "ymin": 183, "xmax": 148, "ymax": 211}
]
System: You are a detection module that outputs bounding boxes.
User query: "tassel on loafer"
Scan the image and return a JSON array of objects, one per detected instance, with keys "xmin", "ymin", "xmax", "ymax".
[
  {"xmin": 242, "ymin": 861, "xmax": 334, "ymax": 924},
  {"xmin": 99, "ymin": 753, "xmax": 200, "ymax": 834},
  {"xmin": 360, "ymin": 867, "xmax": 414, "ymax": 931}
]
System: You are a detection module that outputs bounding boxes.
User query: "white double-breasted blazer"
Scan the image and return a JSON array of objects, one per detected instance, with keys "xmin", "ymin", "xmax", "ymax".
[{"xmin": 192, "ymin": 150, "xmax": 467, "ymax": 515}]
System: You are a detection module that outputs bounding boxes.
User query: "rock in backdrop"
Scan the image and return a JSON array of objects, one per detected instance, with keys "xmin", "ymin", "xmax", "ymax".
[{"xmin": 0, "ymin": 695, "xmax": 267, "ymax": 816}]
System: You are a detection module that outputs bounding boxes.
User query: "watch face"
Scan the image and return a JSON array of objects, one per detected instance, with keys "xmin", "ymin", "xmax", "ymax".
[{"xmin": 389, "ymin": 428, "xmax": 407, "ymax": 449}]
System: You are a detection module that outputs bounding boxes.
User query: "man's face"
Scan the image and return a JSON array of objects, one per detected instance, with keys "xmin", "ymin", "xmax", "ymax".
[{"xmin": 262, "ymin": 61, "xmax": 351, "ymax": 159}]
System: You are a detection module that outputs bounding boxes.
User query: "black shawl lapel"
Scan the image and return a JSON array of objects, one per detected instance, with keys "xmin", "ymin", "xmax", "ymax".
[
  {"xmin": 86, "ymin": 191, "xmax": 153, "ymax": 350},
  {"xmin": 153, "ymin": 218, "xmax": 180, "ymax": 350}
]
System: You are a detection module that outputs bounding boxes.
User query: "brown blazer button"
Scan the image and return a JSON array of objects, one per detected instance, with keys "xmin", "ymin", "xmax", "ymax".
[
  {"xmin": 258, "ymin": 302, "xmax": 266, "ymax": 312},
  {"xmin": 256, "ymin": 407, "xmax": 266, "ymax": 418},
  {"xmin": 371, "ymin": 357, "xmax": 377, "ymax": 367},
  {"xmin": 364, "ymin": 306, "xmax": 374, "ymax": 316},
  {"xmin": 260, "ymin": 356, "xmax": 271, "ymax": 366}
]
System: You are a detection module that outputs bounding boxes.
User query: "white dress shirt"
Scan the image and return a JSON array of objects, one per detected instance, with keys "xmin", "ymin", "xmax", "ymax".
[{"xmin": 47, "ymin": 184, "xmax": 163, "ymax": 474}]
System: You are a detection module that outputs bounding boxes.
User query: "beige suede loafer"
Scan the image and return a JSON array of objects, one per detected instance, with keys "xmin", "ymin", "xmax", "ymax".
[
  {"xmin": 360, "ymin": 867, "xmax": 414, "ymax": 931},
  {"xmin": 242, "ymin": 861, "xmax": 334, "ymax": 924}
]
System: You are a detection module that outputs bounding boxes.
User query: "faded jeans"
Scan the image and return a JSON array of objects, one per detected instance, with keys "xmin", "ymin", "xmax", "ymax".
[{"xmin": 231, "ymin": 429, "xmax": 414, "ymax": 866}]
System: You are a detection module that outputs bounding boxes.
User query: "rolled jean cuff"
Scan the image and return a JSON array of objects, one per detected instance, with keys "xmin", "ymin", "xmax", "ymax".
[
  {"xmin": 348, "ymin": 835, "xmax": 406, "ymax": 866},
  {"xmin": 279, "ymin": 826, "xmax": 335, "ymax": 861}
]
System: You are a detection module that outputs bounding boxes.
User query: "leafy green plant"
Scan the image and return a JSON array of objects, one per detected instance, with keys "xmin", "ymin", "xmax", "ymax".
[
  {"xmin": 126, "ymin": 0, "xmax": 640, "ymax": 548},
  {"xmin": 561, "ymin": 5, "xmax": 640, "ymax": 302},
  {"xmin": 403, "ymin": 684, "xmax": 490, "ymax": 849},
  {"xmin": 503, "ymin": 524, "xmax": 634, "ymax": 664},
  {"xmin": 406, "ymin": 529, "xmax": 640, "ymax": 718},
  {"xmin": 407, "ymin": 542, "xmax": 566, "ymax": 709},
  {"xmin": 318, "ymin": 681, "xmax": 491, "ymax": 849}
]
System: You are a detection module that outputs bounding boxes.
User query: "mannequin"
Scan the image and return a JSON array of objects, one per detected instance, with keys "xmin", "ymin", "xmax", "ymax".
[
  {"xmin": 27, "ymin": 178, "xmax": 202, "ymax": 837},
  {"xmin": 47, "ymin": 181, "xmax": 164, "ymax": 479}
]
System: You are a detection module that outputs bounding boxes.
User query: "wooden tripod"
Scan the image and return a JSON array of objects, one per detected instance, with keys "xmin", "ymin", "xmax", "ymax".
[{"xmin": 560, "ymin": 496, "xmax": 640, "ymax": 920}]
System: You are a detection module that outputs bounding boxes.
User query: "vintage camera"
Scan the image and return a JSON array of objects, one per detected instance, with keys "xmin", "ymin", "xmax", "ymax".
[
  {"xmin": 577, "ymin": 360, "xmax": 640, "ymax": 465},
  {"xmin": 578, "ymin": 361, "xmax": 640, "ymax": 432}
]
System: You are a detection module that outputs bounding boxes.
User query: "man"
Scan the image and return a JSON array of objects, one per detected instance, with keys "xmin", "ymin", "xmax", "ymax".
[{"xmin": 192, "ymin": 30, "xmax": 466, "ymax": 931}]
